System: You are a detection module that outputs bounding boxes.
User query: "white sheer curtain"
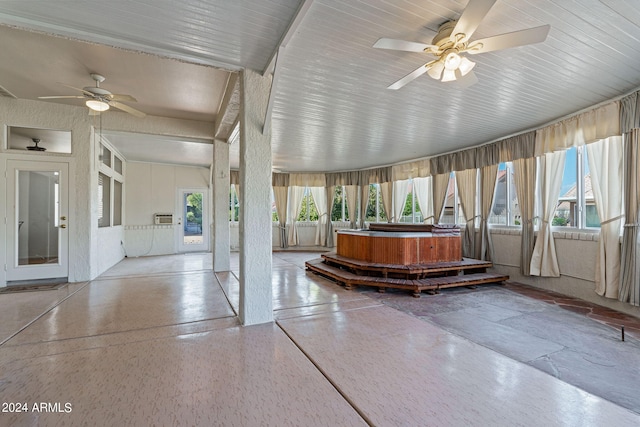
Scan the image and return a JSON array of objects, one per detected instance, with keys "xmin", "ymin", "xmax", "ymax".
[
  {"xmin": 530, "ymin": 151, "xmax": 566, "ymax": 277},
  {"xmin": 393, "ymin": 180, "xmax": 411, "ymax": 222},
  {"xmin": 413, "ymin": 176, "xmax": 433, "ymax": 223},
  {"xmin": 310, "ymin": 186, "xmax": 328, "ymax": 246},
  {"xmin": 273, "ymin": 186, "xmax": 288, "ymax": 248},
  {"xmin": 287, "ymin": 186, "xmax": 305, "ymax": 246},
  {"xmin": 345, "ymin": 185, "xmax": 357, "ymax": 229},
  {"xmin": 379, "ymin": 182, "xmax": 392, "ymax": 222},
  {"xmin": 456, "ymin": 169, "xmax": 478, "ymax": 258},
  {"xmin": 586, "ymin": 136, "xmax": 623, "ymax": 298}
]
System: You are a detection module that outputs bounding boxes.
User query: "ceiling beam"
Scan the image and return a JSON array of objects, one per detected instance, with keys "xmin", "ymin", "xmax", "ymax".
[
  {"xmin": 215, "ymin": 73, "xmax": 240, "ymax": 142},
  {"xmin": 262, "ymin": 0, "xmax": 314, "ymax": 76}
]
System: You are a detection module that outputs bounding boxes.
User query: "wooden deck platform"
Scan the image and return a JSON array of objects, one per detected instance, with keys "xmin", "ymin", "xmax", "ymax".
[{"xmin": 305, "ymin": 255, "xmax": 509, "ymax": 297}]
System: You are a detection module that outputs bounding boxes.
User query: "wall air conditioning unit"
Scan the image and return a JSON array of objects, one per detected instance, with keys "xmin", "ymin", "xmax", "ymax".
[{"xmin": 154, "ymin": 213, "xmax": 173, "ymax": 225}]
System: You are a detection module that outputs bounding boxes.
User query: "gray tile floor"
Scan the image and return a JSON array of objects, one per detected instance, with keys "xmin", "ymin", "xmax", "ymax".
[{"xmin": 362, "ymin": 284, "xmax": 640, "ymax": 414}]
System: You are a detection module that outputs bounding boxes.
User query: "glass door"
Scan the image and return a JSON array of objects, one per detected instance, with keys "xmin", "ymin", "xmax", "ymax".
[
  {"xmin": 177, "ymin": 188, "xmax": 209, "ymax": 253},
  {"xmin": 6, "ymin": 160, "xmax": 69, "ymax": 281}
]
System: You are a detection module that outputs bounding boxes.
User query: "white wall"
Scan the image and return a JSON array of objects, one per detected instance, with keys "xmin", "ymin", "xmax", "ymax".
[{"xmin": 124, "ymin": 161, "xmax": 210, "ymax": 257}]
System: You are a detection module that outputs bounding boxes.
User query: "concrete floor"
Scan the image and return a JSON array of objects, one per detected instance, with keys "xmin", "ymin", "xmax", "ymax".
[{"xmin": 1, "ymin": 252, "xmax": 639, "ymax": 426}]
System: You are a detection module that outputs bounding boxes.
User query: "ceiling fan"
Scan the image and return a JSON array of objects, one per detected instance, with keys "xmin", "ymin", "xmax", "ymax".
[
  {"xmin": 39, "ymin": 73, "xmax": 146, "ymax": 117},
  {"xmin": 373, "ymin": 0, "xmax": 550, "ymax": 90}
]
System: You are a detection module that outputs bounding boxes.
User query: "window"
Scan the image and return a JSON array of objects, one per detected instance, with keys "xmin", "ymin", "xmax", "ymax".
[
  {"xmin": 97, "ymin": 141, "xmax": 124, "ymax": 228},
  {"xmin": 229, "ymin": 185, "xmax": 239, "ymax": 222},
  {"xmin": 113, "ymin": 180, "xmax": 122, "ymax": 226},
  {"xmin": 330, "ymin": 186, "xmax": 350, "ymax": 222},
  {"xmin": 555, "ymin": 146, "xmax": 600, "ymax": 228},
  {"xmin": 399, "ymin": 179, "xmax": 423, "ymax": 223},
  {"xmin": 297, "ymin": 187, "xmax": 319, "ymax": 221},
  {"xmin": 489, "ymin": 162, "xmax": 520, "ymax": 226},
  {"xmin": 366, "ymin": 184, "xmax": 387, "ymax": 222},
  {"xmin": 98, "ymin": 172, "xmax": 111, "ymax": 228},
  {"xmin": 440, "ymin": 173, "xmax": 465, "ymax": 224}
]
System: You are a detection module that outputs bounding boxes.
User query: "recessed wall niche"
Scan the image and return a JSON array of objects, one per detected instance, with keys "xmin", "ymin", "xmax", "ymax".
[{"xmin": 7, "ymin": 126, "xmax": 72, "ymax": 154}]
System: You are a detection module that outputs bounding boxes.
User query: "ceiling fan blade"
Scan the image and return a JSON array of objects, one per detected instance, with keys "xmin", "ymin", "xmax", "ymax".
[
  {"xmin": 38, "ymin": 95, "xmax": 85, "ymax": 99},
  {"xmin": 59, "ymin": 83, "xmax": 95, "ymax": 97},
  {"xmin": 373, "ymin": 38, "xmax": 436, "ymax": 53},
  {"xmin": 387, "ymin": 61, "xmax": 435, "ymax": 90},
  {"xmin": 111, "ymin": 101, "xmax": 146, "ymax": 118},
  {"xmin": 109, "ymin": 94, "xmax": 138, "ymax": 102},
  {"xmin": 450, "ymin": 0, "xmax": 497, "ymax": 43},
  {"xmin": 467, "ymin": 25, "xmax": 551, "ymax": 54}
]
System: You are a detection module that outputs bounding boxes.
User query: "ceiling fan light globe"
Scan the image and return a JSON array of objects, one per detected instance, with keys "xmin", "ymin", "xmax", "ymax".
[
  {"xmin": 427, "ymin": 62, "xmax": 445, "ymax": 80},
  {"xmin": 444, "ymin": 52, "xmax": 461, "ymax": 71},
  {"xmin": 86, "ymin": 99, "xmax": 109, "ymax": 112},
  {"xmin": 441, "ymin": 68, "xmax": 457, "ymax": 82},
  {"xmin": 458, "ymin": 57, "xmax": 476, "ymax": 76}
]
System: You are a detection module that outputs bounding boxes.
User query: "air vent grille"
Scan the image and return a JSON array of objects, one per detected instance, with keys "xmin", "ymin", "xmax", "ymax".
[{"xmin": 0, "ymin": 85, "xmax": 17, "ymax": 99}]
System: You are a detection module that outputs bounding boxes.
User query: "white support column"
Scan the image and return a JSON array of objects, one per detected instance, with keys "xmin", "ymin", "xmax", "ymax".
[
  {"xmin": 212, "ymin": 139, "xmax": 230, "ymax": 272},
  {"xmin": 239, "ymin": 69, "xmax": 273, "ymax": 325}
]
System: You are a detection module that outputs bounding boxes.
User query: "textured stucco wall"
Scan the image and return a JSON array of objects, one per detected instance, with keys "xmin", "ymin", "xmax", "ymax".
[{"xmin": 238, "ymin": 69, "xmax": 273, "ymax": 325}]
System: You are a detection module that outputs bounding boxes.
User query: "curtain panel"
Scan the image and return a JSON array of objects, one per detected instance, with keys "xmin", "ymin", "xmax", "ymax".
[
  {"xmin": 414, "ymin": 176, "xmax": 433, "ymax": 224},
  {"xmin": 513, "ymin": 157, "xmax": 537, "ymax": 276},
  {"xmin": 429, "ymin": 131, "xmax": 536, "ymax": 175},
  {"xmin": 456, "ymin": 169, "xmax": 478, "ymax": 258},
  {"xmin": 393, "ymin": 180, "xmax": 411, "ymax": 223},
  {"xmin": 479, "ymin": 165, "xmax": 498, "ymax": 261},
  {"xmin": 535, "ymin": 101, "xmax": 620, "ymax": 156},
  {"xmin": 586, "ymin": 136, "xmax": 623, "ymax": 298},
  {"xmin": 391, "ymin": 159, "xmax": 430, "ymax": 181},
  {"xmin": 287, "ymin": 186, "xmax": 305, "ymax": 246},
  {"xmin": 530, "ymin": 151, "xmax": 566, "ymax": 277},
  {"xmin": 326, "ymin": 185, "xmax": 336, "ymax": 247},
  {"xmin": 619, "ymin": 129, "xmax": 640, "ymax": 305},
  {"xmin": 432, "ymin": 173, "xmax": 450, "ymax": 224},
  {"xmin": 310, "ymin": 187, "xmax": 328, "ymax": 245},
  {"xmin": 273, "ymin": 186, "xmax": 288, "ymax": 248},
  {"xmin": 345, "ymin": 185, "xmax": 358, "ymax": 229}
]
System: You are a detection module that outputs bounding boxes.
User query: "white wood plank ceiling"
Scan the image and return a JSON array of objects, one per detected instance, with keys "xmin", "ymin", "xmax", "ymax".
[{"xmin": 1, "ymin": 0, "xmax": 640, "ymax": 172}]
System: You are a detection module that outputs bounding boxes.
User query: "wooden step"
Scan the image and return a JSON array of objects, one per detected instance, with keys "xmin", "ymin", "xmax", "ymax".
[
  {"xmin": 321, "ymin": 252, "xmax": 493, "ymax": 277},
  {"xmin": 415, "ymin": 273, "xmax": 510, "ymax": 289}
]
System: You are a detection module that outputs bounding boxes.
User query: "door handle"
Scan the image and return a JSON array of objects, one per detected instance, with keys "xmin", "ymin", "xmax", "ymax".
[
  {"xmin": 60, "ymin": 216, "xmax": 67, "ymax": 220},
  {"xmin": 60, "ymin": 224, "xmax": 67, "ymax": 229}
]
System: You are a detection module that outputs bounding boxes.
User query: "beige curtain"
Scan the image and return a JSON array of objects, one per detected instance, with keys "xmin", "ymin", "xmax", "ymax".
[
  {"xmin": 586, "ymin": 136, "xmax": 623, "ymax": 298},
  {"xmin": 345, "ymin": 185, "xmax": 357, "ymax": 229},
  {"xmin": 456, "ymin": 169, "xmax": 478, "ymax": 258},
  {"xmin": 310, "ymin": 187, "xmax": 327, "ymax": 246},
  {"xmin": 535, "ymin": 101, "xmax": 620, "ymax": 156},
  {"xmin": 413, "ymin": 176, "xmax": 433, "ymax": 224},
  {"xmin": 326, "ymin": 185, "xmax": 336, "ymax": 247},
  {"xmin": 393, "ymin": 180, "xmax": 411, "ymax": 223},
  {"xmin": 273, "ymin": 186, "xmax": 288, "ymax": 248},
  {"xmin": 514, "ymin": 157, "xmax": 536, "ymax": 276},
  {"xmin": 287, "ymin": 186, "xmax": 305, "ymax": 246},
  {"xmin": 479, "ymin": 165, "xmax": 498, "ymax": 261},
  {"xmin": 379, "ymin": 182, "xmax": 391, "ymax": 222},
  {"xmin": 619, "ymin": 129, "xmax": 640, "ymax": 305},
  {"xmin": 530, "ymin": 151, "xmax": 565, "ymax": 277},
  {"xmin": 432, "ymin": 173, "xmax": 450, "ymax": 223}
]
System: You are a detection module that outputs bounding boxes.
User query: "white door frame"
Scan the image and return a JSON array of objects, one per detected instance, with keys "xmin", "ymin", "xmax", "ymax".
[
  {"xmin": 5, "ymin": 159, "xmax": 70, "ymax": 282},
  {"xmin": 176, "ymin": 187, "xmax": 209, "ymax": 253}
]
